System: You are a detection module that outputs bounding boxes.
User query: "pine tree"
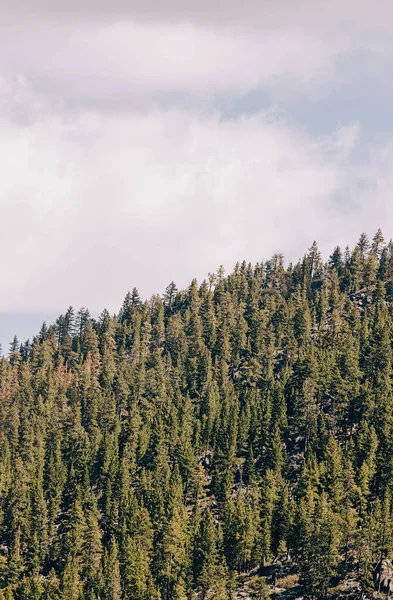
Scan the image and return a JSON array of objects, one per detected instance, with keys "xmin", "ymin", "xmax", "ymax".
[{"xmin": 103, "ymin": 538, "xmax": 121, "ymax": 600}]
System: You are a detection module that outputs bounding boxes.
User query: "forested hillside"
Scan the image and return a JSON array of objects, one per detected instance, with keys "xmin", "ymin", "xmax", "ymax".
[{"xmin": 1, "ymin": 230, "xmax": 393, "ymax": 600}]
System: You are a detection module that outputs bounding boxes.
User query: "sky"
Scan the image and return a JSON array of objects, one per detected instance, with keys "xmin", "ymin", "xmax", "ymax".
[{"xmin": 1, "ymin": 0, "xmax": 393, "ymax": 349}]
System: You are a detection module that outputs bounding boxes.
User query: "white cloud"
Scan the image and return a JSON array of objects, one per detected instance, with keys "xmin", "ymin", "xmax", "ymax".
[
  {"xmin": 1, "ymin": 1, "xmax": 393, "ymax": 106},
  {"xmin": 3, "ymin": 0, "xmax": 393, "ymax": 31},
  {"xmin": 0, "ymin": 0, "xmax": 392, "ymax": 316},
  {"xmin": 0, "ymin": 21, "xmax": 353, "ymax": 103},
  {"xmin": 0, "ymin": 89, "xmax": 390, "ymax": 312}
]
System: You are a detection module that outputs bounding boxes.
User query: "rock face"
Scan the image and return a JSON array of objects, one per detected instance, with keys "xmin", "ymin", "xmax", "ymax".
[{"xmin": 375, "ymin": 559, "xmax": 393, "ymax": 595}]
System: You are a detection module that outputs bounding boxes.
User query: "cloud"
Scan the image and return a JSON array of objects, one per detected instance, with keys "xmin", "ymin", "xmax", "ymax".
[
  {"xmin": 0, "ymin": 0, "xmax": 392, "ymax": 317},
  {"xmin": 0, "ymin": 22, "xmax": 353, "ymax": 105},
  {"xmin": 1, "ymin": 1, "xmax": 393, "ymax": 108},
  {"xmin": 0, "ymin": 86, "xmax": 390, "ymax": 312},
  {"xmin": 3, "ymin": 0, "xmax": 393, "ymax": 31}
]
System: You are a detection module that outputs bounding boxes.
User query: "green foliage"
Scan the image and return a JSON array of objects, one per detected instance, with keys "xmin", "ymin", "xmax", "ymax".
[
  {"xmin": 250, "ymin": 576, "xmax": 271, "ymax": 600},
  {"xmin": 1, "ymin": 231, "xmax": 393, "ymax": 598}
]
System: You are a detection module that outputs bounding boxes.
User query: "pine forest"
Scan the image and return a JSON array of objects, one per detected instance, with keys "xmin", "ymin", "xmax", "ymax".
[{"xmin": 2, "ymin": 230, "xmax": 393, "ymax": 600}]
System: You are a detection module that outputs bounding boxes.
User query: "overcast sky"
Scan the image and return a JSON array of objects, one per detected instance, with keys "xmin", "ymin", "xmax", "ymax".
[{"xmin": 1, "ymin": 0, "xmax": 393, "ymax": 347}]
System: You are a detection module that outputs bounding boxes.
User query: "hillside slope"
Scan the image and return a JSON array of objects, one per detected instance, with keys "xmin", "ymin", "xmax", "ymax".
[{"xmin": 0, "ymin": 231, "xmax": 393, "ymax": 599}]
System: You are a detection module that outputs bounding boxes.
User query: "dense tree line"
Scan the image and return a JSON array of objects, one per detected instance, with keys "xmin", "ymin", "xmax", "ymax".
[{"xmin": 1, "ymin": 230, "xmax": 393, "ymax": 599}]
